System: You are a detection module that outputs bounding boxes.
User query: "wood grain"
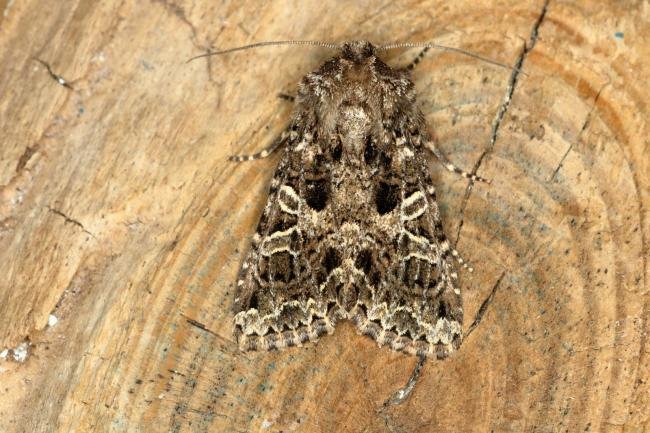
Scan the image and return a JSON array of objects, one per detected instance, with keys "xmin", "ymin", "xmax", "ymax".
[{"xmin": 0, "ymin": 1, "xmax": 647, "ymax": 432}]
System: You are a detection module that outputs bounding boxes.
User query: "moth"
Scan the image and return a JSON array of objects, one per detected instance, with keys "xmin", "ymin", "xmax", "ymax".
[{"xmin": 227, "ymin": 41, "xmax": 490, "ymax": 359}]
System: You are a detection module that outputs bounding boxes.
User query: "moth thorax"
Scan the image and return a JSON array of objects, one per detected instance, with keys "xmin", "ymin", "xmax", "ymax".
[{"xmin": 339, "ymin": 103, "xmax": 372, "ymax": 156}]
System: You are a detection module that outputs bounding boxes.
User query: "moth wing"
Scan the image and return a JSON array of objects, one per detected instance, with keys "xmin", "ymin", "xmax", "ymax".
[
  {"xmin": 351, "ymin": 134, "xmax": 463, "ymax": 359},
  {"xmin": 233, "ymin": 130, "xmax": 338, "ymax": 351}
]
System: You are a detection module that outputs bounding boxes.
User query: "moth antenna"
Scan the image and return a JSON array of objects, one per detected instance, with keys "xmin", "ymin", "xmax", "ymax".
[
  {"xmin": 379, "ymin": 42, "xmax": 524, "ymax": 74},
  {"xmin": 187, "ymin": 40, "xmax": 340, "ymax": 63}
]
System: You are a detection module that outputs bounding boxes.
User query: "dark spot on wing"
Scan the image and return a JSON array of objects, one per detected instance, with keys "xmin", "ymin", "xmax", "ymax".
[
  {"xmin": 323, "ymin": 247, "xmax": 341, "ymax": 274},
  {"xmin": 363, "ymin": 135, "xmax": 376, "ymax": 164},
  {"xmin": 331, "ymin": 137, "xmax": 343, "ymax": 161},
  {"xmin": 355, "ymin": 249, "xmax": 373, "ymax": 274},
  {"xmin": 375, "ymin": 181, "xmax": 399, "ymax": 214},
  {"xmin": 248, "ymin": 292, "xmax": 259, "ymax": 310},
  {"xmin": 305, "ymin": 179, "xmax": 329, "ymax": 211}
]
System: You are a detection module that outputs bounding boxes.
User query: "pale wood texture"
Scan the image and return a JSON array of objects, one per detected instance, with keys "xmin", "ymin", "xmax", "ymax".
[{"xmin": 0, "ymin": 1, "xmax": 648, "ymax": 432}]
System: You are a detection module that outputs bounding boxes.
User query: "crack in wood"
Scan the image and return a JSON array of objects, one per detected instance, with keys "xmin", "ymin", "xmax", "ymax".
[
  {"xmin": 465, "ymin": 271, "xmax": 506, "ymax": 338},
  {"xmin": 33, "ymin": 58, "xmax": 73, "ymax": 89},
  {"xmin": 549, "ymin": 81, "xmax": 610, "ymax": 182},
  {"xmin": 181, "ymin": 313, "xmax": 242, "ymax": 355},
  {"xmin": 15, "ymin": 145, "xmax": 38, "ymax": 173},
  {"xmin": 182, "ymin": 314, "xmax": 218, "ymax": 336},
  {"xmin": 46, "ymin": 206, "xmax": 95, "ymax": 238},
  {"xmin": 455, "ymin": 0, "xmax": 550, "ymax": 244},
  {"xmin": 383, "ymin": 355, "xmax": 426, "ymax": 407}
]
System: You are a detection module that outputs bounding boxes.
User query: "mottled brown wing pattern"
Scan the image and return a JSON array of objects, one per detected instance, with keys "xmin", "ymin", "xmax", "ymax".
[
  {"xmin": 233, "ymin": 41, "xmax": 467, "ymax": 359},
  {"xmin": 349, "ymin": 120, "xmax": 462, "ymax": 359},
  {"xmin": 233, "ymin": 126, "xmax": 341, "ymax": 351}
]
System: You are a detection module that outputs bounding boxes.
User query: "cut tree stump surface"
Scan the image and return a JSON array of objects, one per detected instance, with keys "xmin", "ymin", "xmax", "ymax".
[{"xmin": 0, "ymin": 1, "xmax": 648, "ymax": 432}]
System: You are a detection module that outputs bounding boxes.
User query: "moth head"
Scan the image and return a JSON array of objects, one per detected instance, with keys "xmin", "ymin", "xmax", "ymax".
[{"xmin": 340, "ymin": 41, "xmax": 376, "ymax": 63}]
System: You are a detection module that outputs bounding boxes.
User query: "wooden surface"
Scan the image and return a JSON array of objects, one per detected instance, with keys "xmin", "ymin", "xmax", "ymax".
[{"xmin": 0, "ymin": 1, "xmax": 648, "ymax": 432}]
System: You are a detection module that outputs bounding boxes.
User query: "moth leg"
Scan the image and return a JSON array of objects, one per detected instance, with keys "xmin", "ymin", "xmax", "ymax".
[
  {"xmin": 404, "ymin": 47, "xmax": 430, "ymax": 71},
  {"xmin": 450, "ymin": 247, "xmax": 474, "ymax": 273},
  {"xmin": 441, "ymin": 235, "xmax": 474, "ymax": 273},
  {"xmin": 229, "ymin": 131, "xmax": 288, "ymax": 162},
  {"xmin": 424, "ymin": 141, "xmax": 491, "ymax": 184},
  {"xmin": 277, "ymin": 93, "xmax": 295, "ymax": 103}
]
